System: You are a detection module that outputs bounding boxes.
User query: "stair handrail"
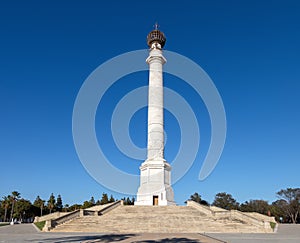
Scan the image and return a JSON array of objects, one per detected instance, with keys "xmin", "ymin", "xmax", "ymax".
[
  {"xmin": 186, "ymin": 200, "xmax": 214, "ymax": 215},
  {"xmin": 98, "ymin": 200, "xmax": 123, "ymax": 216},
  {"xmin": 52, "ymin": 209, "xmax": 80, "ymax": 226}
]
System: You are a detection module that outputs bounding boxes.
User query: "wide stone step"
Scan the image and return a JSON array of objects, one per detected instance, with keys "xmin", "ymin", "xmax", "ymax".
[{"xmin": 51, "ymin": 205, "xmax": 270, "ymax": 233}]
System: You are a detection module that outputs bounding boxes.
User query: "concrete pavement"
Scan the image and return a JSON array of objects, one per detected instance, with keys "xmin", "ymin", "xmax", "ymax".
[
  {"xmin": 208, "ymin": 224, "xmax": 300, "ymax": 243},
  {"xmin": 0, "ymin": 224, "xmax": 223, "ymax": 243},
  {"xmin": 0, "ymin": 223, "xmax": 300, "ymax": 242}
]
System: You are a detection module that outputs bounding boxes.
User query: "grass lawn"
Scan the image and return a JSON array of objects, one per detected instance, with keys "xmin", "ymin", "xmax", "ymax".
[
  {"xmin": 34, "ymin": 221, "xmax": 46, "ymax": 231},
  {"xmin": 0, "ymin": 223, "xmax": 10, "ymax": 227}
]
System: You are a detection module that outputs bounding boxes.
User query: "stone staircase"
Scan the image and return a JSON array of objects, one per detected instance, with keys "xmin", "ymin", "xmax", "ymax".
[{"xmin": 51, "ymin": 202, "xmax": 275, "ymax": 233}]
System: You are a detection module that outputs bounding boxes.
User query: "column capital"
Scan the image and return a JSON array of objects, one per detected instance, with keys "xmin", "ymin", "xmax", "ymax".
[
  {"xmin": 146, "ymin": 54, "xmax": 166, "ymax": 65},
  {"xmin": 146, "ymin": 48, "xmax": 166, "ymax": 65}
]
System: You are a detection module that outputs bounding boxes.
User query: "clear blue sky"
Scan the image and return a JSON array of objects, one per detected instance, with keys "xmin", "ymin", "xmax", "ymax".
[{"xmin": 1, "ymin": 0, "xmax": 299, "ymax": 206}]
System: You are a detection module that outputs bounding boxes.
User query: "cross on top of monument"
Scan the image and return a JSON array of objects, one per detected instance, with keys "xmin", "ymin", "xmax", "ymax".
[{"xmin": 154, "ymin": 22, "xmax": 159, "ymax": 30}]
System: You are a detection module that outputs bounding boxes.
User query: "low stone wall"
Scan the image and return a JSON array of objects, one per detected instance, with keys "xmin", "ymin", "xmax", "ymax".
[
  {"xmin": 187, "ymin": 200, "xmax": 276, "ymax": 232},
  {"xmin": 210, "ymin": 206, "xmax": 228, "ymax": 212},
  {"xmin": 34, "ymin": 212, "xmax": 70, "ymax": 223},
  {"xmin": 43, "ymin": 210, "xmax": 80, "ymax": 232},
  {"xmin": 98, "ymin": 200, "xmax": 123, "ymax": 215},
  {"xmin": 229, "ymin": 210, "xmax": 264, "ymax": 226},
  {"xmin": 186, "ymin": 200, "xmax": 213, "ymax": 215},
  {"xmin": 244, "ymin": 212, "xmax": 276, "ymax": 223},
  {"xmin": 43, "ymin": 200, "xmax": 124, "ymax": 231},
  {"xmin": 87, "ymin": 201, "xmax": 117, "ymax": 211}
]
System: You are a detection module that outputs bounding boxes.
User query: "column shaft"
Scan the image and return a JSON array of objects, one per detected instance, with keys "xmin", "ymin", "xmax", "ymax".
[{"xmin": 146, "ymin": 49, "xmax": 166, "ymax": 160}]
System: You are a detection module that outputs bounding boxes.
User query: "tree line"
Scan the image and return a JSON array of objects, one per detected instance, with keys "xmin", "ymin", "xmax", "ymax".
[
  {"xmin": 0, "ymin": 191, "xmax": 134, "ymax": 223},
  {"xmin": 189, "ymin": 187, "xmax": 300, "ymax": 224},
  {"xmin": 1, "ymin": 188, "xmax": 299, "ymax": 224}
]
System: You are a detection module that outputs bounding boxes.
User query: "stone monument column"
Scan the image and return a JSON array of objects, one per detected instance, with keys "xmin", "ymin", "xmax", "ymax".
[
  {"xmin": 135, "ymin": 25, "xmax": 175, "ymax": 206},
  {"xmin": 146, "ymin": 38, "xmax": 166, "ymax": 160}
]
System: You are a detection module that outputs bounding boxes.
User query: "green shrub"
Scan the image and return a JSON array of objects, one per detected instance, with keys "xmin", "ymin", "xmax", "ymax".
[
  {"xmin": 270, "ymin": 222, "xmax": 276, "ymax": 230},
  {"xmin": 34, "ymin": 221, "xmax": 46, "ymax": 231}
]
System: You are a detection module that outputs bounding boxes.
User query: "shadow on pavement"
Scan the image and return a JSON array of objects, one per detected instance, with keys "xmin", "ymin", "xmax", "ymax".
[
  {"xmin": 132, "ymin": 238, "xmax": 203, "ymax": 243},
  {"xmin": 31, "ymin": 234, "xmax": 136, "ymax": 242}
]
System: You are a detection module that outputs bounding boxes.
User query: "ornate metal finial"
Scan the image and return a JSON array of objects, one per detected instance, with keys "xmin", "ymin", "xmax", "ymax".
[{"xmin": 147, "ymin": 23, "xmax": 166, "ymax": 48}]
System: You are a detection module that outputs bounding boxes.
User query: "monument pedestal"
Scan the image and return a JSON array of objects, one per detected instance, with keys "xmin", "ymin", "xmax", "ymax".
[{"xmin": 135, "ymin": 159, "xmax": 175, "ymax": 206}]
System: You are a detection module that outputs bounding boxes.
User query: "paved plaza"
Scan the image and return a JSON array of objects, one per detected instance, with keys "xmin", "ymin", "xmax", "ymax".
[
  {"xmin": 0, "ymin": 223, "xmax": 300, "ymax": 243},
  {"xmin": 209, "ymin": 224, "xmax": 300, "ymax": 243}
]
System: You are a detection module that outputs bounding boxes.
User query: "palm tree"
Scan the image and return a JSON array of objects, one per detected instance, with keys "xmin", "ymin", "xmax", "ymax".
[
  {"xmin": 36, "ymin": 199, "xmax": 45, "ymax": 216},
  {"xmin": 47, "ymin": 193, "xmax": 56, "ymax": 214},
  {"xmin": 33, "ymin": 196, "xmax": 45, "ymax": 216},
  {"xmin": 40, "ymin": 200, "xmax": 45, "ymax": 216},
  {"xmin": 1, "ymin": 196, "xmax": 11, "ymax": 222},
  {"xmin": 9, "ymin": 191, "xmax": 20, "ymax": 222}
]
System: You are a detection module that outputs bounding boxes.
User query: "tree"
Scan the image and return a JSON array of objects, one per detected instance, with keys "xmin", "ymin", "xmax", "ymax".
[
  {"xmin": 121, "ymin": 197, "xmax": 135, "ymax": 205},
  {"xmin": 56, "ymin": 195, "xmax": 63, "ymax": 212},
  {"xmin": 277, "ymin": 188, "xmax": 300, "ymax": 224},
  {"xmin": 100, "ymin": 193, "xmax": 109, "ymax": 205},
  {"xmin": 33, "ymin": 196, "xmax": 45, "ymax": 216},
  {"xmin": 190, "ymin": 192, "xmax": 201, "ymax": 204},
  {"xmin": 89, "ymin": 196, "xmax": 95, "ymax": 205},
  {"xmin": 109, "ymin": 195, "xmax": 115, "ymax": 203},
  {"xmin": 47, "ymin": 193, "xmax": 56, "ymax": 214},
  {"xmin": 0, "ymin": 200, "xmax": 3, "ymax": 221},
  {"xmin": 63, "ymin": 204, "xmax": 69, "ymax": 212},
  {"xmin": 189, "ymin": 193, "xmax": 209, "ymax": 206},
  {"xmin": 82, "ymin": 201, "xmax": 92, "ymax": 209},
  {"xmin": 9, "ymin": 191, "xmax": 20, "ymax": 222},
  {"xmin": 131, "ymin": 197, "xmax": 135, "ymax": 205},
  {"xmin": 1, "ymin": 196, "xmax": 11, "ymax": 222},
  {"xmin": 240, "ymin": 200, "xmax": 270, "ymax": 215},
  {"xmin": 81, "ymin": 196, "xmax": 96, "ymax": 209},
  {"xmin": 14, "ymin": 199, "xmax": 32, "ymax": 221},
  {"xmin": 68, "ymin": 204, "xmax": 81, "ymax": 211},
  {"xmin": 190, "ymin": 192, "xmax": 201, "ymax": 203},
  {"xmin": 212, "ymin": 192, "xmax": 239, "ymax": 210},
  {"xmin": 270, "ymin": 199, "xmax": 287, "ymax": 222}
]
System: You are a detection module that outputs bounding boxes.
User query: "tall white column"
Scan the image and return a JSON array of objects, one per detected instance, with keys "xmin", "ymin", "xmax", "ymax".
[
  {"xmin": 146, "ymin": 47, "xmax": 166, "ymax": 160},
  {"xmin": 135, "ymin": 28, "xmax": 175, "ymax": 206}
]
